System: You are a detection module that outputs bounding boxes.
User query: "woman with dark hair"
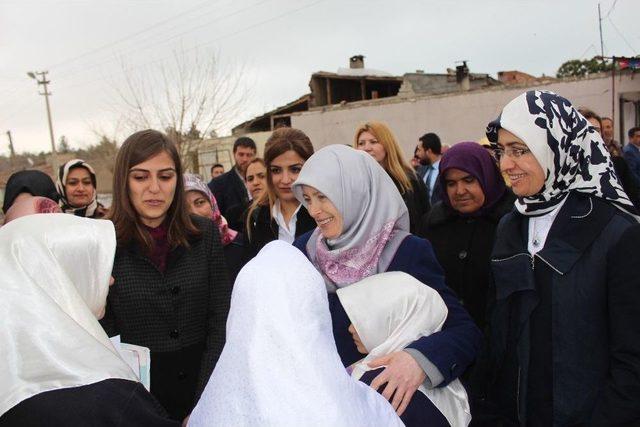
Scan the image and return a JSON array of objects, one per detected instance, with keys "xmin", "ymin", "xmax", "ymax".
[
  {"xmin": 2, "ymin": 169, "xmax": 59, "ymax": 215},
  {"xmin": 354, "ymin": 121, "xmax": 430, "ymax": 233},
  {"xmin": 245, "ymin": 127, "xmax": 316, "ymax": 256},
  {"xmin": 476, "ymin": 91, "xmax": 640, "ymax": 425},
  {"xmin": 56, "ymin": 159, "xmax": 107, "ymax": 218},
  {"xmin": 418, "ymin": 142, "xmax": 515, "ymax": 331},
  {"xmin": 100, "ymin": 129, "xmax": 231, "ymax": 421}
]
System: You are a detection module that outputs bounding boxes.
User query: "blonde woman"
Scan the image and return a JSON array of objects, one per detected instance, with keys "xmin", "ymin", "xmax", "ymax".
[{"xmin": 355, "ymin": 121, "xmax": 429, "ymax": 232}]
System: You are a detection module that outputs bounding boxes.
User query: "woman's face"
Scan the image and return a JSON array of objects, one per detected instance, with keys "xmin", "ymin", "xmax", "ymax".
[
  {"xmin": 65, "ymin": 167, "xmax": 95, "ymax": 208},
  {"xmin": 348, "ymin": 324, "xmax": 368, "ymax": 354},
  {"xmin": 497, "ymin": 129, "xmax": 545, "ymax": 197},
  {"xmin": 186, "ymin": 190, "xmax": 213, "ymax": 218},
  {"xmin": 246, "ymin": 161, "xmax": 267, "ymax": 199},
  {"xmin": 356, "ymin": 131, "xmax": 387, "ymax": 164},
  {"xmin": 444, "ymin": 168, "xmax": 486, "ymax": 214},
  {"xmin": 302, "ymin": 185, "xmax": 343, "ymax": 239},
  {"xmin": 128, "ymin": 150, "xmax": 177, "ymax": 227},
  {"xmin": 270, "ymin": 150, "xmax": 305, "ymax": 203}
]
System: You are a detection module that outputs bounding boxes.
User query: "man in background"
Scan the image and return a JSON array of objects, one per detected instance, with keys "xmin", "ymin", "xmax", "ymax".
[
  {"xmin": 623, "ymin": 127, "xmax": 640, "ymax": 184},
  {"xmin": 209, "ymin": 137, "xmax": 256, "ymax": 231},
  {"xmin": 210, "ymin": 164, "xmax": 225, "ymax": 180},
  {"xmin": 416, "ymin": 132, "xmax": 444, "ymax": 204}
]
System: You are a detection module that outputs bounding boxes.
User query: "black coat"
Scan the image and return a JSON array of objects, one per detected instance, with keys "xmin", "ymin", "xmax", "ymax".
[
  {"xmin": 612, "ymin": 155, "xmax": 640, "ymax": 209},
  {"xmin": 246, "ymin": 204, "xmax": 316, "ymax": 258},
  {"xmin": 208, "ymin": 168, "xmax": 249, "ymax": 231},
  {"xmin": 100, "ymin": 216, "xmax": 232, "ymax": 420},
  {"xmin": 0, "ymin": 379, "xmax": 178, "ymax": 427},
  {"xmin": 418, "ymin": 191, "xmax": 515, "ymax": 331},
  {"xmin": 393, "ymin": 172, "xmax": 430, "ymax": 234},
  {"xmin": 474, "ymin": 193, "xmax": 640, "ymax": 426}
]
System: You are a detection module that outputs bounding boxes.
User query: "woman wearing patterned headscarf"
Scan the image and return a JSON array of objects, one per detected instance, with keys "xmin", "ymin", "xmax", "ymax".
[
  {"xmin": 292, "ymin": 145, "xmax": 481, "ymax": 419},
  {"xmin": 56, "ymin": 159, "xmax": 107, "ymax": 218},
  {"xmin": 418, "ymin": 141, "xmax": 515, "ymax": 331},
  {"xmin": 475, "ymin": 91, "xmax": 640, "ymax": 426}
]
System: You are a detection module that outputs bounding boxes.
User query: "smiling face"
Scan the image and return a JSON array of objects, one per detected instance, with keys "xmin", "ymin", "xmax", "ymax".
[
  {"xmin": 246, "ymin": 161, "xmax": 267, "ymax": 200},
  {"xmin": 348, "ymin": 323, "xmax": 368, "ymax": 354},
  {"xmin": 65, "ymin": 167, "xmax": 95, "ymax": 208},
  {"xmin": 356, "ymin": 130, "xmax": 387, "ymax": 164},
  {"xmin": 444, "ymin": 168, "xmax": 486, "ymax": 214},
  {"xmin": 497, "ymin": 129, "xmax": 545, "ymax": 197},
  {"xmin": 270, "ymin": 150, "xmax": 305, "ymax": 203},
  {"xmin": 302, "ymin": 185, "xmax": 343, "ymax": 239},
  {"xmin": 185, "ymin": 190, "xmax": 213, "ymax": 218},
  {"xmin": 128, "ymin": 151, "xmax": 177, "ymax": 227}
]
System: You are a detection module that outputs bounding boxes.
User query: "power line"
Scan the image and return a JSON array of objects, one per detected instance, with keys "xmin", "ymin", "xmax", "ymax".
[
  {"xmin": 603, "ymin": 0, "xmax": 618, "ymax": 19},
  {"xmin": 607, "ymin": 17, "xmax": 638, "ymax": 54}
]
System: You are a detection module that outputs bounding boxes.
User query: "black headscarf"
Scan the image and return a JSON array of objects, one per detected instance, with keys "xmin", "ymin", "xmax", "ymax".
[{"xmin": 3, "ymin": 170, "xmax": 59, "ymax": 214}]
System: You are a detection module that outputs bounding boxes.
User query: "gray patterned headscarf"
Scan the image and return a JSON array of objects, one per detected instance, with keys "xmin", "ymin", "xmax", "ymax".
[
  {"xmin": 487, "ymin": 90, "xmax": 638, "ymax": 219},
  {"xmin": 292, "ymin": 145, "xmax": 410, "ymax": 292}
]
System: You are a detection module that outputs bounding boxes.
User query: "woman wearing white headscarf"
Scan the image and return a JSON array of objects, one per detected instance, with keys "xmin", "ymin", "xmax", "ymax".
[
  {"xmin": 0, "ymin": 214, "xmax": 177, "ymax": 426},
  {"xmin": 56, "ymin": 158, "xmax": 107, "ymax": 218},
  {"xmin": 339, "ymin": 272, "xmax": 471, "ymax": 426},
  {"xmin": 474, "ymin": 90, "xmax": 640, "ymax": 425},
  {"xmin": 292, "ymin": 145, "xmax": 481, "ymax": 417},
  {"xmin": 188, "ymin": 240, "xmax": 403, "ymax": 427}
]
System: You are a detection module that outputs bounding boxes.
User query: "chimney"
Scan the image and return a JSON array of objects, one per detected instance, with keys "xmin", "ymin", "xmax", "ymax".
[
  {"xmin": 456, "ymin": 61, "xmax": 470, "ymax": 91},
  {"xmin": 350, "ymin": 55, "xmax": 365, "ymax": 69}
]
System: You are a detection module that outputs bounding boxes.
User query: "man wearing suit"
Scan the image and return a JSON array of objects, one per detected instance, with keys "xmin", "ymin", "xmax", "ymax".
[
  {"xmin": 208, "ymin": 137, "xmax": 256, "ymax": 231},
  {"xmin": 623, "ymin": 127, "xmax": 640, "ymax": 185},
  {"xmin": 416, "ymin": 132, "xmax": 444, "ymax": 205}
]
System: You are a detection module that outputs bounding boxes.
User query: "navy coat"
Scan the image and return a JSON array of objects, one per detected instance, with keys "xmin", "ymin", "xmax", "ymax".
[
  {"xmin": 475, "ymin": 193, "xmax": 640, "ymax": 426},
  {"xmin": 294, "ymin": 232, "xmax": 482, "ymax": 387},
  {"xmin": 208, "ymin": 168, "xmax": 249, "ymax": 232}
]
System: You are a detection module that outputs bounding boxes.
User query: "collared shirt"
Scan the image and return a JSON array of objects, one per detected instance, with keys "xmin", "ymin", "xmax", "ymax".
[
  {"xmin": 271, "ymin": 200, "xmax": 302, "ymax": 244},
  {"xmin": 527, "ymin": 197, "xmax": 567, "ymax": 255},
  {"xmin": 423, "ymin": 159, "xmax": 440, "ymax": 199},
  {"xmin": 234, "ymin": 166, "xmax": 252, "ymax": 201}
]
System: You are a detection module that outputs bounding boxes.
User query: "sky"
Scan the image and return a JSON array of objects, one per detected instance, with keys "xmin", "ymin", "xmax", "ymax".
[{"xmin": 0, "ymin": 0, "xmax": 638, "ymax": 155}]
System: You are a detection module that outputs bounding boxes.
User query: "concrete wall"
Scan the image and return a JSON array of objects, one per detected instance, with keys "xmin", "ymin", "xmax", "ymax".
[
  {"xmin": 292, "ymin": 72, "xmax": 640, "ymax": 159},
  {"xmin": 196, "ymin": 131, "xmax": 272, "ymax": 179}
]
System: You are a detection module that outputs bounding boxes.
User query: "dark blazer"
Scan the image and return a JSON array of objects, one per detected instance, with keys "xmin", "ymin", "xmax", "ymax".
[
  {"xmin": 392, "ymin": 172, "xmax": 430, "ymax": 234},
  {"xmin": 475, "ymin": 193, "xmax": 640, "ymax": 426},
  {"xmin": 0, "ymin": 379, "xmax": 178, "ymax": 427},
  {"xmin": 294, "ymin": 233, "xmax": 482, "ymax": 387},
  {"xmin": 100, "ymin": 216, "xmax": 232, "ymax": 420},
  {"xmin": 623, "ymin": 143, "xmax": 640, "ymax": 185},
  {"xmin": 246, "ymin": 204, "xmax": 316, "ymax": 259},
  {"xmin": 208, "ymin": 168, "xmax": 249, "ymax": 231},
  {"xmin": 418, "ymin": 191, "xmax": 515, "ymax": 331}
]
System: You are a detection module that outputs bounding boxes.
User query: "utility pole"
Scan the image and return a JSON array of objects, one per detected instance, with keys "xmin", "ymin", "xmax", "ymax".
[
  {"xmin": 6, "ymin": 130, "xmax": 16, "ymax": 167},
  {"xmin": 598, "ymin": 3, "xmax": 605, "ymax": 62},
  {"xmin": 27, "ymin": 70, "xmax": 58, "ymax": 173}
]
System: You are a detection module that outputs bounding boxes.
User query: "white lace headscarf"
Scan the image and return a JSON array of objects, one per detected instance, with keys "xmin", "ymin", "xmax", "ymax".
[
  {"xmin": 292, "ymin": 145, "xmax": 410, "ymax": 291},
  {"xmin": 0, "ymin": 214, "xmax": 137, "ymax": 417},
  {"xmin": 188, "ymin": 240, "xmax": 403, "ymax": 427}
]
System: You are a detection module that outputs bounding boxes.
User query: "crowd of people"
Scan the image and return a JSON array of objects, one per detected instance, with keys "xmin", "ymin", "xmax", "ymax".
[{"xmin": 2, "ymin": 90, "xmax": 640, "ymax": 426}]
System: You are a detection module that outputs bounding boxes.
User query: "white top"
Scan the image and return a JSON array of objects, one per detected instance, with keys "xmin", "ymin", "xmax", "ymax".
[
  {"xmin": 338, "ymin": 272, "xmax": 471, "ymax": 427},
  {"xmin": 0, "ymin": 214, "xmax": 137, "ymax": 417},
  {"xmin": 272, "ymin": 199, "xmax": 302, "ymax": 244},
  {"xmin": 527, "ymin": 197, "xmax": 567, "ymax": 255},
  {"xmin": 188, "ymin": 241, "xmax": 403, "ymax": 427}
]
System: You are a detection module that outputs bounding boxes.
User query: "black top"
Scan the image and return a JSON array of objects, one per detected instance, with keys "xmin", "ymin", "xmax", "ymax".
[
  {"xmin": 100, "ymin": 215, "xmax": 231, "ymax": 420},
  {"xmin": 418, "ymin": 191, "xmax": 515, "ymax": 330},
  {"xmin": 0, "ymin": 379, "xmax": 179, "ymax": 427},
  {"xmin": 392, "ymin": 172, "xmax": 430, "ymax": 234},
  {"xmin": 612, "ymin": 155, "xmax": 640, "ymax": 209},
  {"xmin": 208, "ymin": 168, "xmax": 250, "ymax": 231},
  {"xmin": 245, "ymin": 204, "xmax": 316, "ymax": 258}
]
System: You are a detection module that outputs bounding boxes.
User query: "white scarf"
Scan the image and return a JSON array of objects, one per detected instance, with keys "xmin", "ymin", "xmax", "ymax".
[
  {"xmin": 0, "ymin": 214, "xmax": 138, "ymax": 416},
  {"xmin": 189, "ymin": 240, "xmax": 403, "ymax": 427},
  {"xmin": 337, "ymin": 272, "xmax": 471, "ymax": 427}
]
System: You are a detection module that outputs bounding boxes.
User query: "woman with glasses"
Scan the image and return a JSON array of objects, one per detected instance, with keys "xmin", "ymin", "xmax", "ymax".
[{"xmin": 473, "ymin": 91, "xmax": 640, "ymax": 426}]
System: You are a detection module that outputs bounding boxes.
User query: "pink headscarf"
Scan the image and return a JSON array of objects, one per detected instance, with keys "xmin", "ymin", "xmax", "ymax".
[{"xmin": 183, "ymin": 173, "xmax": 238, "ymax": 246}]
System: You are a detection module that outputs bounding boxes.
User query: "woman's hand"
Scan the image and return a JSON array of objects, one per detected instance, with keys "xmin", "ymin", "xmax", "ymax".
[{"xmin": 368, "ymin": 351, "xmax": 426, "ymax": 416}]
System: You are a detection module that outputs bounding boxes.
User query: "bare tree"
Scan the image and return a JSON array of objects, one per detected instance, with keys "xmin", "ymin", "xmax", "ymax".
[{"xmin": 112, "ymin": 49, "xmax": 250, "ymax": 170}]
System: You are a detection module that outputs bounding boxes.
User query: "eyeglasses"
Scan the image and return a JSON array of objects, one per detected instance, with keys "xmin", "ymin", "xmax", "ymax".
[{"xmin": 493, "ymin": 147, "xmax": 531, "ymax": 161}]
